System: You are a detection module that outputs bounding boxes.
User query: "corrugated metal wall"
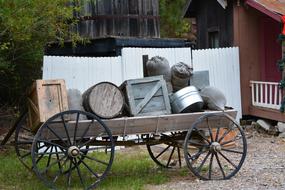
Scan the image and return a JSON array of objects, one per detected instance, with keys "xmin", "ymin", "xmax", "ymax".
[
  {"xmin": 43, "ymin": 47, "xmax": 242, "ymax": 118},
  {"xmin": 192, "ymin": 47, "xmax": 242, "ymax": 119}
]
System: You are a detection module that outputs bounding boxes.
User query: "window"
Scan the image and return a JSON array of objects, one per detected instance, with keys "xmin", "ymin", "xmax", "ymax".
[{"xmin": 208, "ymin": 31, "xmax": 219, "ymax": 48}]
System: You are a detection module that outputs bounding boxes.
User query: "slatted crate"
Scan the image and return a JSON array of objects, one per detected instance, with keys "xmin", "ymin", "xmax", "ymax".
[
  {"xmin": 120, "ymin": 76, "xmax": 171, "ymax": 116},
  {"xmin": 27, "ymin": 79, "xmax": 69, "ymax": 131}
]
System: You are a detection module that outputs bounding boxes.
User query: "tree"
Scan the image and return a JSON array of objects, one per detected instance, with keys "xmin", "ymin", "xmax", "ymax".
[
  {"xmin": 159, "ymin": 0, "xmax": 190, "ymax": 38},
  {"xmin": 0, "ymin": 0, "xmax": 81, "ymax": 106}
]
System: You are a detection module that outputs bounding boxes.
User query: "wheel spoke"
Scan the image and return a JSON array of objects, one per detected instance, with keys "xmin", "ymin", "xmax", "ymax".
[
  {"xmin": 194, "ymin": 129, "xmax": 211, "ymax": 144},
  {"xmin": 214, "ymin": 153, "xmax": 226, "ymax": 179},
  {"xmin": 188, "ymin": 140, "xmax": 210, "ymax": 147},
  {"xmin": 46, "ymin": 125, "xmax": 69, "ymax": 147},
  {"xmin": 220, "ymin": 138, "xmax": 236, "ymax": 146},
  {"xmin": 22, "ymin": 127, "xmax": 32, "ymax": 132},
  {"xmin": 73, "ymin": 112, "xmax": 80, "ymax": 146},
  {"xmin": 155, "ymin": 145, "xmax": 171, "ymax": 159},
  {"xmin": 177, "ymin": 147, "xmax": 182, "ymax": 167},
  {"xmin": 20, "ymin": 151, "xmax": 31, "ymax": 159},
  {"xmin": 215, "ymin": 126, "xmax": 221, "ymax": 142},
  {"xmin": 221, "ymin": 148, "xmax": 243, "ymax": 154},
  {"xmin": 46, "ymin": 146, "xmax": 54, "ymax": 169},
  {"xmin": 218, "ymin": 152, "xmax": 238, "ymax": 169},
  {"xmin": 52, "ymin": 156, "xmax": 69, "ymax": 183},
  {"xmin": 35, "ymin": 146, "xmax": 51, "ymax": 164},
  {"xmin": 218, "ymin": 123, "xmax": 235, "ymax": 143},
  {"xmin": 78, "ymin": 138, "xmax": 96, "ymax": 148},
  {"xmin": 67, "ymin": 159, "xmax": 73, "ymax": 188},
  {"xmin": 207, "ymin": 118, "xmax": 214, "ymax": 142},
  {"xmin": 61, "ymin": 115, "xmax": 72, "ymax": 145},
  {"xmin": 166, "ymin": 146, "xmax": 175, "ymax": 167},
  {"xmin": 55, "ymin": 146, "xmax": 63, "ymax": 173},
  {"xmin": 197, "ymin": 151, "xmax": 211, "ymax": 172},
  {"xmin": 189, "ymin": 149, "xmax": 208, "ymax": 161},
  {"xmin": 81, "ymin": 160, "xmax": 100, "ymax": 178},
  {"xmin": 82, "ymin": 154, "xmax": 109, "ymax": 166},
  {"xmin": 73, "ymin": 158, "xmax": 85, "ymax": 188},
  {"xmin": 37, "ymin": 140, "xmax": 67, "ymax": 150},
  {"xmin": 40, "ymin": 155, "xmax": 67, "ymax": 174},
  {"xmin": 208, "ymin": 153, "xmax": 214, "ymax": 179},
  {"xmin": 77, "ymin": 119, "xmax": 94, "ymax": 146}
]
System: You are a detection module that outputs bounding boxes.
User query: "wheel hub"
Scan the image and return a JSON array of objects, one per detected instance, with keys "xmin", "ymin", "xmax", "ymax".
[
  {"xmin": 68, "ymin": 146, "xmax": 80, "ymax": 157},
  {"xmin": 210, "ymin": 142, "xmax": 221, "ymax": 153}
]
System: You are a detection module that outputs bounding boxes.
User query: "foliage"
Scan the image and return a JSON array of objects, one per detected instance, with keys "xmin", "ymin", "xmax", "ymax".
[
  {"xmin": 0, "ymin": 148, "xmax": 175, "ymax": 190},
  {"xmin": 0, "ymin": 0, "xmax": 191, "ymax": 107},
  {"xmin": 159, "ymin": 0, "xmax": 190, "ymax": 38},
  {"xmin": 0, "ymin": 0, "xmax": 82, "ymax": 106}
]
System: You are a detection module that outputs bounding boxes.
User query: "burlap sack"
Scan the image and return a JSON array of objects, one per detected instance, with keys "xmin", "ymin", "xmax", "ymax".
[{"xmin": 171, "ymin": 62, "xmax": 193, "ymax": 92}]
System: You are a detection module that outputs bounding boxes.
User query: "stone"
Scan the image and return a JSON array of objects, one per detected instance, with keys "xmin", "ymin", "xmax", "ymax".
[
  {"xmin": 278, "ymin": 132, "xmax": 285, "ymax": 138},
  {"xmin": 277, "ymin": 122, "xmax": 285, "ymax": 133},
  {"xmin": 257, "ymin": 119, "xmax": 272, "ymax": 131}
]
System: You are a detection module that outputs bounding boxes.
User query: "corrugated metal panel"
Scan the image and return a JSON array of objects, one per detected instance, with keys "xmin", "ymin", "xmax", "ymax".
[
  {"xmin": 121, "ymin": 47, "xmax": 192, "ymax": 81},
  {"xmin": 43, "ymin": 56, "xmax": 122, "ymax": 93},
  {"xmin": 192, "ymin": 47, "xmax": 242, "ymax": 118}
]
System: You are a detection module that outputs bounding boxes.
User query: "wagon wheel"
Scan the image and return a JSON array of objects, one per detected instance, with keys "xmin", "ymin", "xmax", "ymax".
[
  {"xmin": 15, "ymin": 113, "xmax": 34, "ymax": 170},
  {"xmin": 31, "ymin": 110, "xmax": 115, "ymax": 190},
  {"xmin": 146, "ymin": 131, "xmax": 186, "ymax": 168},
  {"xmin": 183, "ymin": 113, "xmax": 247, "ymax": 180}
]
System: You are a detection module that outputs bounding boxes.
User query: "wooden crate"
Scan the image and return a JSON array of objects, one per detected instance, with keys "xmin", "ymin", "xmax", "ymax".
[
  {"xmin": 120, "ymin": 76, "xmax": 171, "ymax": 116},
  {"xmin": 27, "ymin": 79, "xmax": 69, "ymax": 131}
]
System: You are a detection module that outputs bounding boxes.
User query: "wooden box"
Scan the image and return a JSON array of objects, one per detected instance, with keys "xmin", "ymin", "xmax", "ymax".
[
  {"xmin": 120, "ymin": 76, "xmax": 171, "ymax": 116},
  {"xmin": 27, "ymin": 79, "xmax": 69, "ymax": 131}
]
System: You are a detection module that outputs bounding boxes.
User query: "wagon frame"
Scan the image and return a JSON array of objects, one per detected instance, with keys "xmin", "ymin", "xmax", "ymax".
[{"xmin": 14, "ymin": 108, "xmax": 247, "ymax": 190}]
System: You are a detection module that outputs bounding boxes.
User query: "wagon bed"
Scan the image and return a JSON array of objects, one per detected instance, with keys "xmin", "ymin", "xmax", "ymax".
[{"xmin": 43, "ymin": 109, "xmax": 237, "ymax": 139}]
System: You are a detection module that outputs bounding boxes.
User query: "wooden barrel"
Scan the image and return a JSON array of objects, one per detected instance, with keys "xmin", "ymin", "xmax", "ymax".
[
  {"xmin": 74, "ymin": 0, "xmax": 160, "ymax": 38},
  {"xmin": 83, "ymin": 82, "xmax": 125, "ymax": 119}
]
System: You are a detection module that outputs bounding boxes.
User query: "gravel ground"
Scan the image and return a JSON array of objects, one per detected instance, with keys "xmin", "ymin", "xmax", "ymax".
[{"xmin": 146, "ymin": 128, "xmax": 285, "ymax": 190}]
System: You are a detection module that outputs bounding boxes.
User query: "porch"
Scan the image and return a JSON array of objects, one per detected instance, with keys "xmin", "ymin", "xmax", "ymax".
[{"xmin": 250, "ymin": 81, "xmax": 285, "ymax": 122}]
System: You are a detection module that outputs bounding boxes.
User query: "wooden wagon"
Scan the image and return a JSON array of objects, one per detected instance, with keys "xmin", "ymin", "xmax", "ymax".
[{"xmin": 14, "ymin": 80, "xmax": 247, "ymax": 190}]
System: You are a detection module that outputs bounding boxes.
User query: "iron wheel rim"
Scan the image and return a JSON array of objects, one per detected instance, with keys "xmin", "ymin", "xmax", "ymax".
[
  {"xmin": 31, "ymin": 110, "xmax": 115, "ymax": 190},
  {"xmin": 183, "ymin": 113, "xmax": 247, "ymax": 180}
]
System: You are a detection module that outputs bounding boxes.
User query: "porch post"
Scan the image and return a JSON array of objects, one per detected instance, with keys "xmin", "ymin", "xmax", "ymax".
[{"xmin": 280, "ymin": 16, "xmax": 285, "ymax": 112}]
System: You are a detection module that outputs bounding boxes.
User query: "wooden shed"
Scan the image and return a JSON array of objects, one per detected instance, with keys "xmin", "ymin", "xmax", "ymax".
[
  {"xmin": 184, "ymin": 0, "xmax": 285, "ymax": 122},
  {"xmin": 73, "ymin": 0, "xmax": 160, "ymax": 38}
]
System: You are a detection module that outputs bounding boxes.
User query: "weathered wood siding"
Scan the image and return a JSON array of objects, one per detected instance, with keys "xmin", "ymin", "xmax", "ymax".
[
  {"xmin": 74, "ymin": 0, "xmax": 160, "ymax": 38},
  {"xmin": 187, "ymin": 0, "xmax": 233, "ymax": 48}
]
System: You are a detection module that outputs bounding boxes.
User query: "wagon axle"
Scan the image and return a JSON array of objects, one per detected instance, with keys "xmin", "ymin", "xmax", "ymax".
[
  {"xmin": 68, "ymin": 146, "xmax": 80, "ymax": 157},
  {"xmin": 210, "ymin": 142, "xmax": 222, "ymax": 153}
]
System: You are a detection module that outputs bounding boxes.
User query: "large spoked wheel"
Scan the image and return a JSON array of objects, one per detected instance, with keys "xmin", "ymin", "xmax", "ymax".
[
  {"xmin": 183, "ymin": 113, "xmax": 247, "ymax": 180},
  {"xmin": 146, "ymin": 132, "xmax": 186, "ymax": 168},
  {"xmin": 31, "ymin": 110, "xmax": 115, "ymax": 190},
  {"xmin": 15, "ymin": 113, "xmax": 34, "ymax": 170}
]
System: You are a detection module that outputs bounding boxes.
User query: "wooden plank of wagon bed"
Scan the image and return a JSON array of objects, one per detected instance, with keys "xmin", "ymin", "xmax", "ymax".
[{"xmin": 42, "ymin": 110, "xmax": 237, "ymax": 140}]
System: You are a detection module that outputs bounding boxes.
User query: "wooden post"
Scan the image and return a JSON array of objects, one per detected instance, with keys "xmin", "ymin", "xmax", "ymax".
[{"xmin": 281, "ymin": 39, "xmax": 285, "ymax": 110}]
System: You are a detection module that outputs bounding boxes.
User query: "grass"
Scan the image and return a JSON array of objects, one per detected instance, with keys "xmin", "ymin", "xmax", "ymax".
[{"xmin": 0, "ymin": 146, "xmax": 191, "ymax": 190}]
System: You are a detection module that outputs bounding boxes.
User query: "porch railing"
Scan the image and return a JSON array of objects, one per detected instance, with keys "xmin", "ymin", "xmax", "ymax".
[{"xmin": 250, "ymin": 81, "xmax": 283, "ymax": 110}]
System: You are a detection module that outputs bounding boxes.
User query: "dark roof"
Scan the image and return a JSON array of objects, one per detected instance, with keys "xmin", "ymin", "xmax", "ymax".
[{"xmin": 45, "ymin": 37, "xmax": 194, "ymax": 57}]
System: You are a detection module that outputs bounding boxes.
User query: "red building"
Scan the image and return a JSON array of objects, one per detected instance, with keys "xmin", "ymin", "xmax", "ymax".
[{"xmin": 184, "ymin": 0, "xmax": 285, "ymax": 122}]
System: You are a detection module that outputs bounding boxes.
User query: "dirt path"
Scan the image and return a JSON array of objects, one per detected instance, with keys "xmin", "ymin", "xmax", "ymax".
[{"xmin": 146, "ymin": 129, "xmax": 285, "ymax": 190}]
